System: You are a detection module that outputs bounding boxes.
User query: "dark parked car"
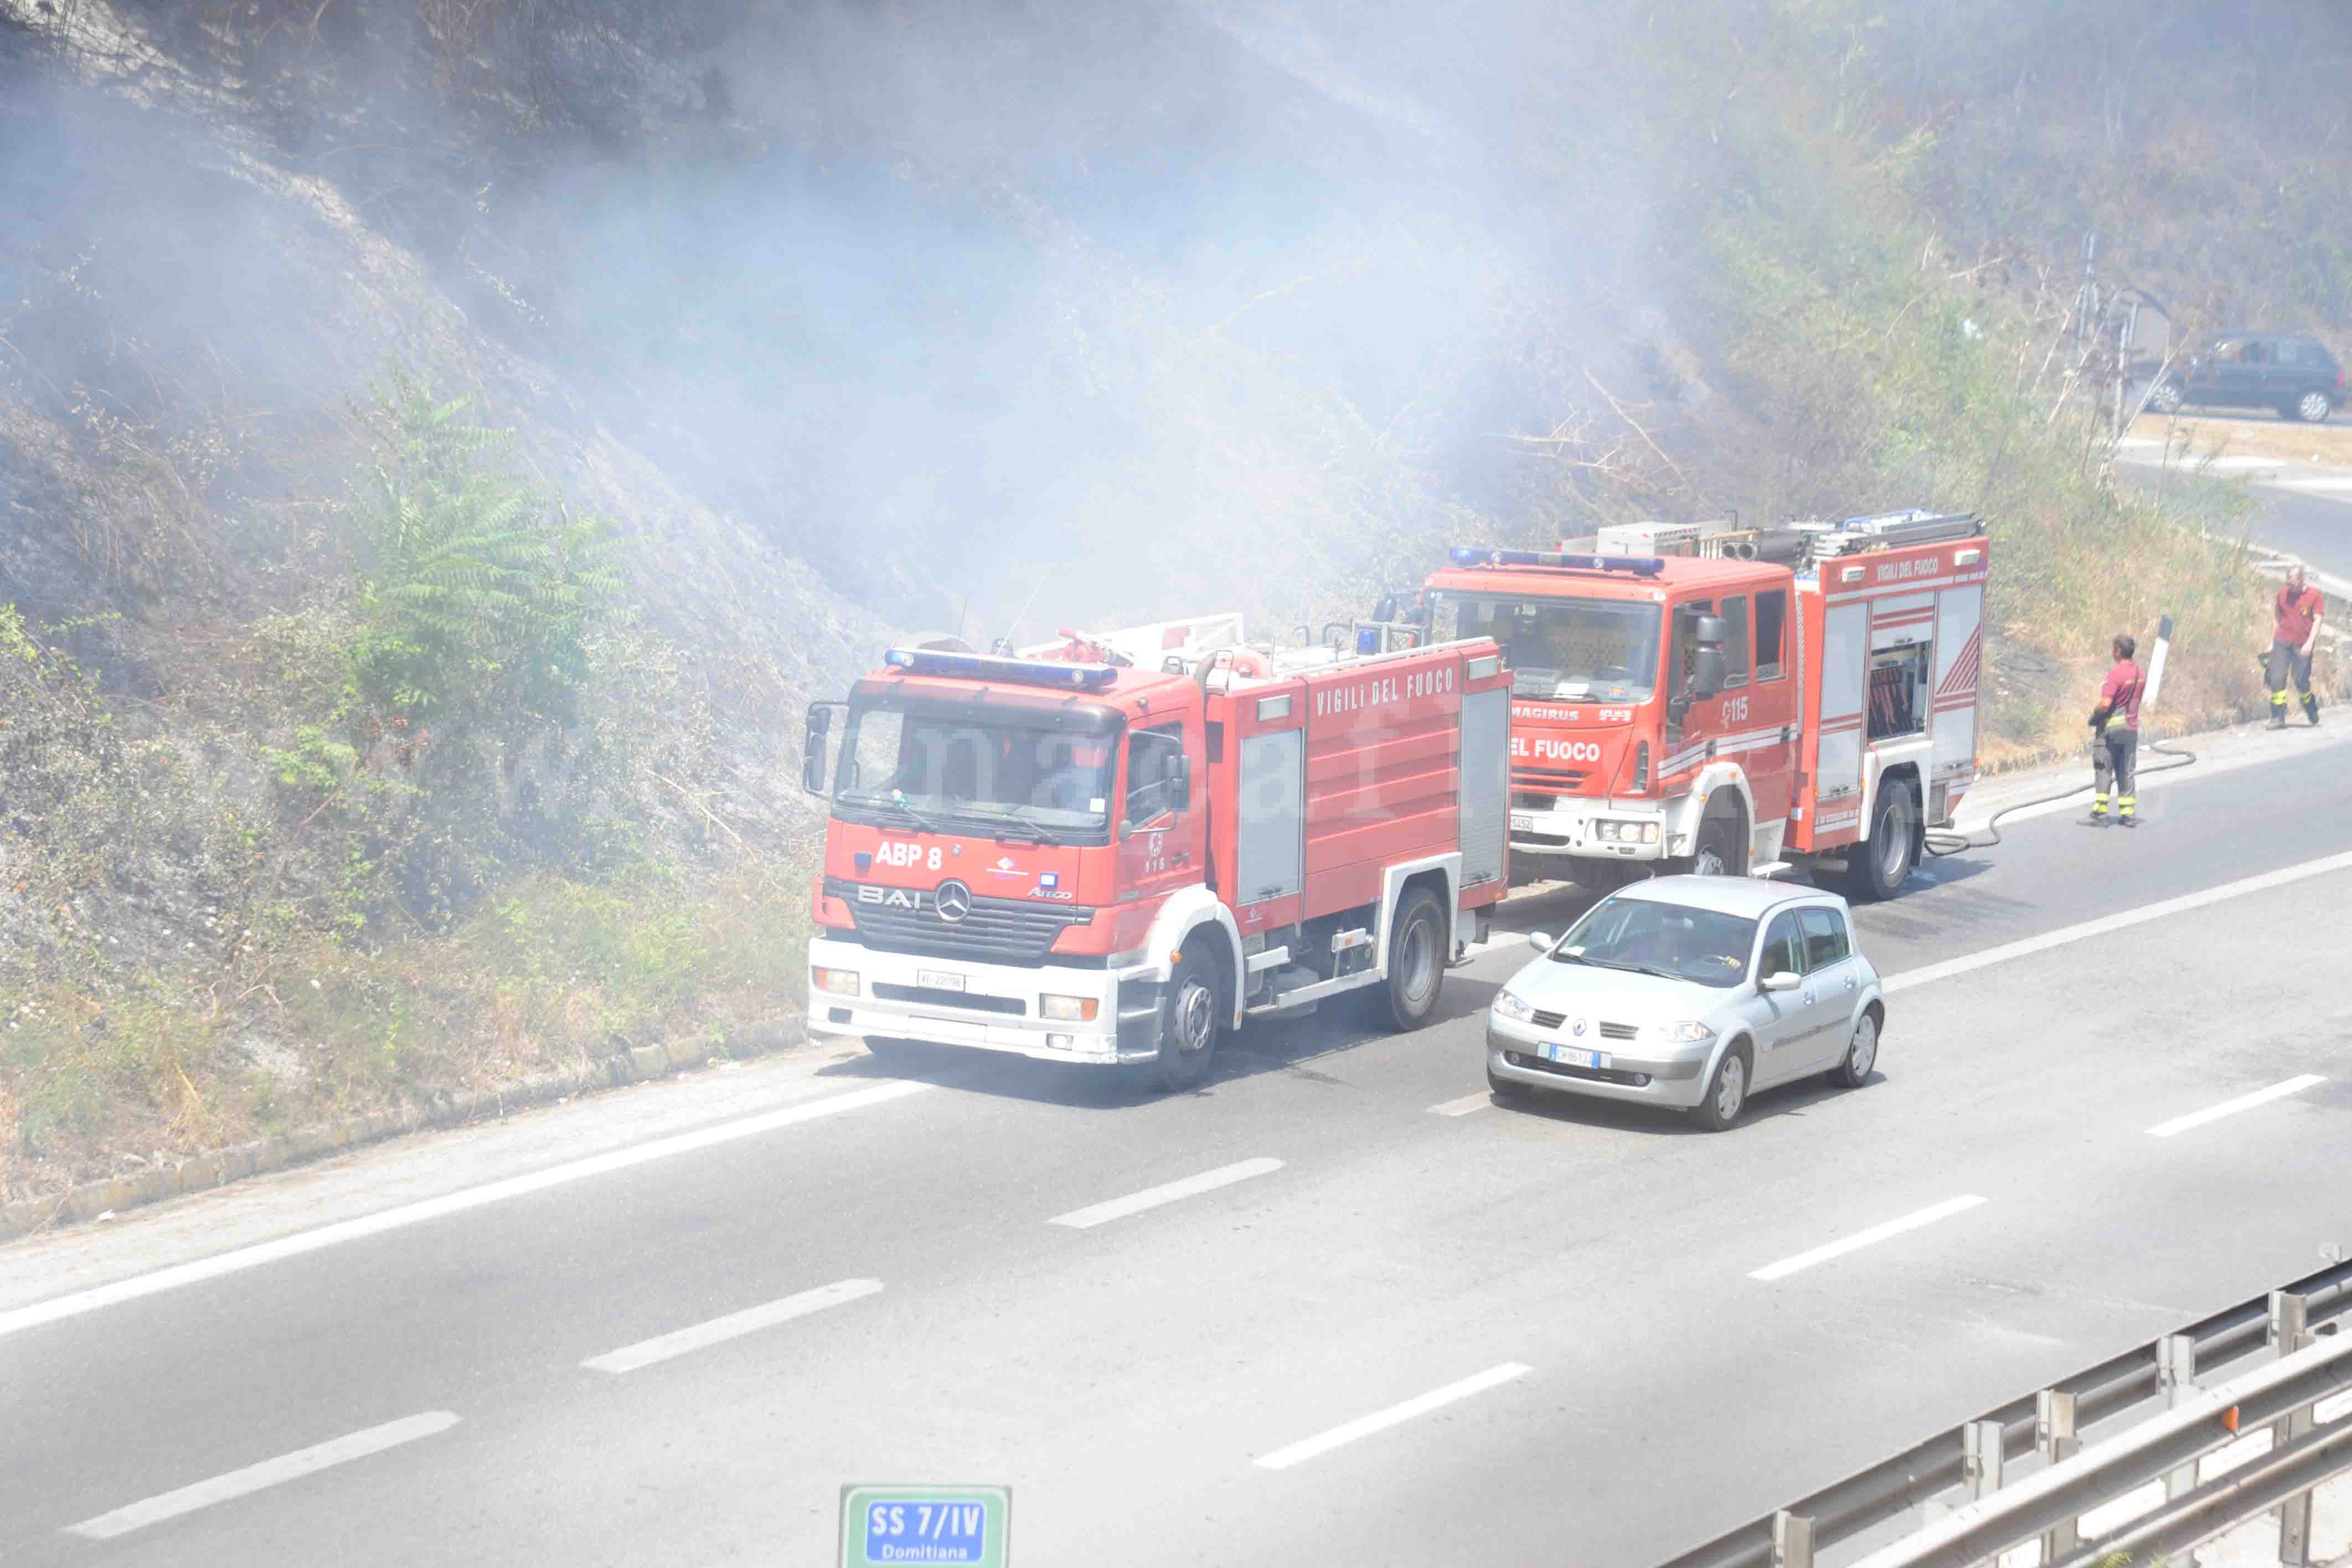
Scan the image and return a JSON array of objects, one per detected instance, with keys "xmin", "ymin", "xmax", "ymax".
[{"xmin": 2148, "ymin": 332, "xmax": 2347, "ymax": 424}]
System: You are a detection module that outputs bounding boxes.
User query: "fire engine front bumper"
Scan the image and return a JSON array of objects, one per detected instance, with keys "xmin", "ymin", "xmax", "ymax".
[
  {"xmin": 1508, "ymin": 798, "xmax": 1677, "ymax": 862},
  {"xmin": 806, "ymin": 936, "xmax": 1167, "ymax": 1065}
]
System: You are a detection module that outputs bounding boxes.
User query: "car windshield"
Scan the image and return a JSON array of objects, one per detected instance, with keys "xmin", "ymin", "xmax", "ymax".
[
  {"xmin": 833, "ymin": 700, "xmax": 1116, "ymax": 842},
  {"xmin": 1430, "ymin": 591, "xmax": 1663, "ymax": 701},
  {"xmin": 1549, "ymin": 895, "xmax": 1757, "ymax": 988}
]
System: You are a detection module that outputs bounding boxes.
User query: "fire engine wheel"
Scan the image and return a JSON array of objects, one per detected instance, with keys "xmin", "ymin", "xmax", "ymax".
[
  {"xmin": 1149, "ymin": 947, "xmax": 1221, "ymax": 1092},
  {"xmin": 1376, "ymin": 887, "xmax": 1448, "ymax": 1031},
  {"xmin": 1690, "ymin": 814, "xmax": 1747, "ymax": 878},
  {"xmin": 1843, "ymin": 781, "xmax": 1917, "ymax": 902}
]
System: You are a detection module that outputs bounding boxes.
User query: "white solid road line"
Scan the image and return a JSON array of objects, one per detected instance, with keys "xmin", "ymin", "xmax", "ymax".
[
  {"xmin": 1255, "ymin": 1363, "xmax": 1533, "ymax": 1471},
  {"xmin": 0, "ymin": 1080, "xmax": 931, "ymax": 1341},
  {"xmin": 1429, "ymin": 1092, "xmax": 1494, "ymax": 1117},
  {"xmin": 1884, "ymin": 849, "xmax": 2352, "ymax": 997},
  {"xmin": 1748, "ymin": 1195, "xmax": 1987, "ymax": 1283},
  {"xmin": 1049, "ymin": 1157, "xmax": 1284, "ymax": 1230},
  {"xmin": 62, "ymin": 1411, "xmax": 461, "ymax": 1539},
  {"xmin": 583, "ymin": 1278, "xmax": 883, "ymax": 1373},
  {"xmin": 2146, "ymin": 1075, "xmax": 2328, "ymax": 1139}
]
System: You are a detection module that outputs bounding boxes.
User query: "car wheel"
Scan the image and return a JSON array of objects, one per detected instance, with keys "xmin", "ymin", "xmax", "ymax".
[
  {"xmin": 1688, "ymin": 1040, "xmax": 1751, "ymax": 1132},
  {"xmin": 2297, "ymin": 389, "xmax": 2333, "ymax": 424},
  {"xmin": 1486, "ymin": 1063, "xmax": 1534, "ymax": 1103},
  {"xmin": 1842, "ymin": 780, "xmax": 1915, "ymax": 903},
  {"xmin": 1374, "ymin": 886, "xmax": 1447, "ymax": 1030},
  {"xmin": 1827, "ymin": 1008, "xmax": 1880, "ymax": 1089},
  {"xmin": 1149, "ymin": 946, "xmax": 1220, "ymax": 1092},
  {"xmin": 2149, "ymin": 380, "xmax": 2185, "ymax": 414}
]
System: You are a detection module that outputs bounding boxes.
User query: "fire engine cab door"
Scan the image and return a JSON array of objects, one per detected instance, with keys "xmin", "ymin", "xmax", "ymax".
[{"xmin": 1116, "ymin": 719, "xmax": 1203, "ymax": 910}]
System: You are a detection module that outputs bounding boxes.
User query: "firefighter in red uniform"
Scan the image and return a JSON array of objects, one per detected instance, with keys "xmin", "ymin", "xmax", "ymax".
[
  {"xmin": 2266, "ymin": 565, "xmax": 2324, "ymax": 728},
  {"xmin": 2083, "ymin": 634, "xmax": 2144, "ymax": 828}
]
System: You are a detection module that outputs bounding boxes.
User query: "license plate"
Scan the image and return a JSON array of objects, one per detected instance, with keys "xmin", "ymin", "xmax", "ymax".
[
  {"xmin": 1543, "ymin": 1043, "xmax": 1607, "ymax": 1070},
  {"xmin": 1510, "ymin": 813, "xmax": 1534, "ymax": 832},
  {"xmin": 916, "ymin": 970, "xmax": 965, "ymax": 992}
]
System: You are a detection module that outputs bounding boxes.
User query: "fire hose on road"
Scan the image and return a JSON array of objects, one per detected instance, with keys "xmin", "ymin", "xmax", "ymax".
[{"xmin": 1925, "ymin": 611, "xmax": 2198, "ymax": 857}]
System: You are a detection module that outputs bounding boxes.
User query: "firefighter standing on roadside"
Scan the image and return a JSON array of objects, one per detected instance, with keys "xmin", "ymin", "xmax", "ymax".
[
  {"xmin": 2084, "ymin": 633, "xmax": 2145, "ymax": 829},
  {"xmin": 2266, "ymin": 565, "xmax": 2325, "ymax": 728}
]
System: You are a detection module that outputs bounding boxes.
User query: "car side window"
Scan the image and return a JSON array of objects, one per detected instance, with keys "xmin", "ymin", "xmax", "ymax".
[
  {"xmin": 1758, "ymin": 912, "xmax": 1804, "ymax": 979},
  {"xmin": 1798, "ymin": 907, "xmax": 1850, "ymax": 971},
  {"xmin": 2246, "ymin": 339, "xmax": 2271, "ymax": 364}
]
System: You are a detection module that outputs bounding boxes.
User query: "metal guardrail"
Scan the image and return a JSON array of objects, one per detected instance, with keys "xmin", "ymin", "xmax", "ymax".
[
  {"xmin": 1653, "ymin": 1261, "xmax": 2352, "ymax": 1568},
  {"xmin": 1848, "ymin": 1306, "xmax": 2352, "ymax": 1567}
]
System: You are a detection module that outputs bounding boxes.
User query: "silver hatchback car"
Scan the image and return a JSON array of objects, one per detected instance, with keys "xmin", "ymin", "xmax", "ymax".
[{"xmin": 1485, "ymin": 876, "xmax": 1884, "ymax": 1131}]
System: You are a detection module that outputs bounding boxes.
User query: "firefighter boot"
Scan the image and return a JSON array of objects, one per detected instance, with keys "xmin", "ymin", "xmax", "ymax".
[
  {"xmin": 2271, "ymin": 691, "xmax": 2290, "ymax": 729},
  {"xmin": 2306, "ymin": 693, "xmax": 2322, "ymax": 727},
  {"xmin": 2118, "ymin": 795, "xmax": 2137, "ymax": 828},
  {"xmin": 2081, "ymin": 791, "xmax": 2111, "ymax": 827}
]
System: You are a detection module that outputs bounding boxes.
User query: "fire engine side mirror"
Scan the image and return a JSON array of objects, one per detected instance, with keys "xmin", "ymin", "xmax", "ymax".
[
  {"xmin": 1690, "ymin": 646, "xmax": 1726, "ymax": 702},
  {"xmin": 1373, "ymin": 593, "xmax": 1400, "ymax": 622},
  {"xmin": 801, "ymin": 704, "xmax": 839, "ymax": 795}
]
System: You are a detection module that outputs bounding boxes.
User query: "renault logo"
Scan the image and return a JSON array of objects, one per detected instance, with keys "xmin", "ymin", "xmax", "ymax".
[
  {"xmin": 935, "ymin": 880, "xmax": 974, "ymax": 924},
  {"xmin": 1571, "ymin": 1018, "xmax": 1587, "ymax": 1037}
]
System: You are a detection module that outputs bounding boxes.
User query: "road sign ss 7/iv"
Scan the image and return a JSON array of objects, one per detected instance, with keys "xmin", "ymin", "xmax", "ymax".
[{"xmin": 839, "ymin": 1484, "xmax": 1010, "ymax": 1567}]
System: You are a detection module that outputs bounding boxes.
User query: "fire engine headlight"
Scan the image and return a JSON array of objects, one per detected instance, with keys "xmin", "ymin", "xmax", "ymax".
[
  {"xmin": 1643, "ymin": 1020, "xmax": 1715, "ymax": 1045},
  {"xmin": 812, "ymin": 967, "xmax": 860, "ymax": 997},
  {"xmin": 1041, "ymin": 994, "xmax": 1100, "ymax": 1022},
  {"xmin": 1493, "ymin": 989, "xmax": 1535, "ymax": 1023},
  {"xmin": 1640, "ymin": 822, "xmax": 1660, "ymax": 844}
]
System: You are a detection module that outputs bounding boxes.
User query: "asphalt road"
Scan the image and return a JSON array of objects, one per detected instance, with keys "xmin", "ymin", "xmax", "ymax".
[
  {"xmin": 2117, "ymin": 426, "xmax": 2352, "ymax": 580},
  {"xmin": 4, "ymin": 723, "xmax": 2351, "ymax": 1567}
]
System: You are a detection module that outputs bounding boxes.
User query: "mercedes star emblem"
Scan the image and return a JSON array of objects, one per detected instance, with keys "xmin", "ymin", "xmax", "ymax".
[{"xmin": 934, "ymin": 880, "xmax": 974, "ymax": 924}]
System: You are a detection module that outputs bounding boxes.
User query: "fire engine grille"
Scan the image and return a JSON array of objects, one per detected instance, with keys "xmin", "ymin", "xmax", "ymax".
[
  {"xmin": 1512, "ymin": 766, "xmax": 1590, "ymax": 791},
  {"xmin": 872, "ymin": 983, "xmax": 1026, "ymax": 1015},
  {"xmin": 826, "ymin": 878, "xmax": 1092, "ymax": 964}
]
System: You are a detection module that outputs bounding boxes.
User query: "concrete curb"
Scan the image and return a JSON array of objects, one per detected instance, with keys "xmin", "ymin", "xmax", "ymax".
[{"xmin": 0, "ymin": 1020, "xmax": 800, "ymax": 1244}]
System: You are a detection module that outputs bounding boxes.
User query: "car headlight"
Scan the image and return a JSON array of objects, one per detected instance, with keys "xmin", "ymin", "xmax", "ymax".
[
  {"xmin": 1643, "ymin": 1019, "xmax": 1715, "ymax": 1044},
  {"xmin": 812, "ymin": 967, "xmax": 860, "ymax": 997},
  {"xmin": 1040, "ymin": 994, "xmax": 1100, "ymax": 1022},
  {"xmin": 1493, "ymin": 989, "xmax": 1535, "ymax": 1023}
]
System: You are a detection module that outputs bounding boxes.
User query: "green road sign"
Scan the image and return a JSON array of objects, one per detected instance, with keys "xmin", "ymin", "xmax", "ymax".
[{"xmin": 839, "ymin": 1484, "xmax": 1010, "ymax": 1567}]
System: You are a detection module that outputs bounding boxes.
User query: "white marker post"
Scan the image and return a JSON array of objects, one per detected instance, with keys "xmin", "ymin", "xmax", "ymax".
[{"xmin": 2144, "ymin": 611, "xmax": 2173, "ymax": 712}]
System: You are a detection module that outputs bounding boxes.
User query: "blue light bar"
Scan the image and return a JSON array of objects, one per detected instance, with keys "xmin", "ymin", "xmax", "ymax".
[
  {"xmin": 1446, "ymin": 546, "xmax": 1666, "ymax": 578},
  {"xmin": 882, "ymin": 647, "xmax": 1119, "ymax": 690}
]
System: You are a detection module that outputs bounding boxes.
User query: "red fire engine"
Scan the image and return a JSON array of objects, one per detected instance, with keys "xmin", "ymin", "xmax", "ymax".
[
  {"xmin": 1411, "ymin": 509, "xmax": 1989, "ymax": 900},
  {"xmin": 799, "ymin": 615, "xmax": 1513, "ymax": 1089}
]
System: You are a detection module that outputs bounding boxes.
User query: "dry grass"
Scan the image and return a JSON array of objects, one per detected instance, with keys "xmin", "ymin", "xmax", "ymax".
[
  {"xmin": 1, "ymin": 865, "xmax": 810, "ymax": 1201},
  {"xmin": 2129, "ymin": 414, "xmax": 2352, "ymax": 472}
]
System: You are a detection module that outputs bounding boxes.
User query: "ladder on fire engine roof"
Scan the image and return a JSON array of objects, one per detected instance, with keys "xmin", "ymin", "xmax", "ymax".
[{"xmin": 1796, "ymin": 509, "xmax": 1984, "ymax": 554}]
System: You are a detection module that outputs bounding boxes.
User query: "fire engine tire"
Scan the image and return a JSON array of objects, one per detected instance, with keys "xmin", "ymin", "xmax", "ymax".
[
  {"xmin": 1375, "ymin": 887, "xmax": 1448, "ymax": 1031},
  {"xmin": 1690, "ymin": 811, "xmax": 1748, "ymax": 878},
  {"xmin": 1842, "ymin": 780, "xmax": 1917, "ymax": 902},
  {"xmin": 1687, "ymin": 1040, "xmax": 1752, "ymax": 1132},
  {"xmin": 1148, "ymin": 946, "xmax": 1221, "ymax": 1092}
]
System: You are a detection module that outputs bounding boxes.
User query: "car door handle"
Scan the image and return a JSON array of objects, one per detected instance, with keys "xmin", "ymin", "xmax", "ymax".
[
  {"xmin": 1802, "ymin": 991, "xmax": 1814, "ymax": 1005},
  {"xmin": 1843, "ymin": 975, "xmax": 1855, "ymax": 991}
]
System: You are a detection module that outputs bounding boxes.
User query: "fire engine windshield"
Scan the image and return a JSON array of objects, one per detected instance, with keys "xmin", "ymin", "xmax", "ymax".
[
  {"xmin": 1430, "ymin": 591, "xmax": 1664, "ymax": 702},
  {"xmin": 832, "ymin": 699, "xmax": 1118, "ymax": 844}
]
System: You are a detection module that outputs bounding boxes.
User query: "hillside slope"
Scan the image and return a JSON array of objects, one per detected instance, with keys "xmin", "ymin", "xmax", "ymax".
[{"xmin": 3, "ymin": 0, "xmax": 2344, "ymax": 1200}]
